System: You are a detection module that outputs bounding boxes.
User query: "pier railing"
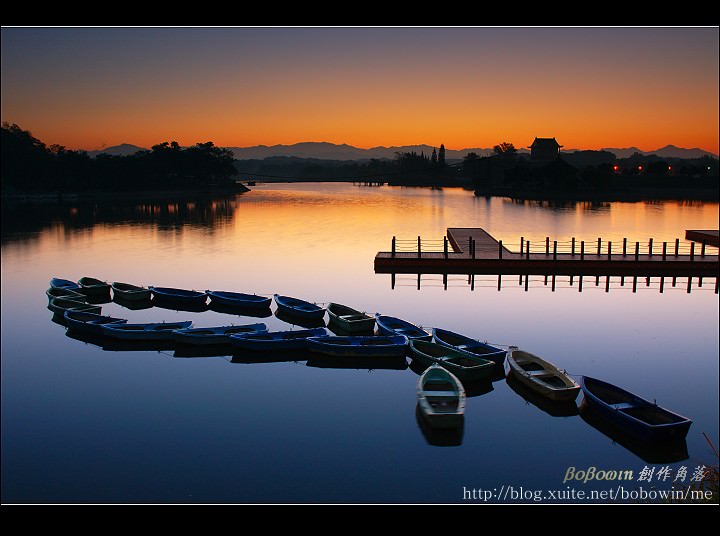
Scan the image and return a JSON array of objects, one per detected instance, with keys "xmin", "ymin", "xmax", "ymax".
[{"xmin": 389, "ymin": 234, "xmax": 719, "ymax": 259}]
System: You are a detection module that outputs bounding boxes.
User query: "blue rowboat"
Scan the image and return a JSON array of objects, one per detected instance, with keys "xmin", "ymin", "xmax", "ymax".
[
  {"xmin": 432, "ymin": 327, "xmax": 506, "ymax": 366},
  {"xmin": 417, "ymin": 364, "xmax": 466, "ymax": 429},
  {"xmin": 375, "ymin": 315, "xmax": 431, "ymax": 341},
  {"xmin": 409, "ymin": 339, "xmax": 496, "ymax": 382},
  {"xmin": 63, "ymin": 310, "xmax": 128, "ymax": 335},
  {"xmin": 306, "ymin": 335, "xmax": 408, "ymax": 358},
  {"xmin": 207, "ymin": 291, "xmax": 271, "ymax": 310},
  {"xmin": 174, "ymin": 323, "xmax": 268, "ymax": 346},
  {"xmin": 102, "ymin": 320, "xmax": 193, "ymax": 341},
  {"xmin": 149, "ymin": 286, "xmax": 208, "ymax": 306},
  {"xmin": 274, "ymin": 294, "xmax": 325, "ymax": 320},
  {"xmin": 50, "ymin": 277, "xmax": 82, "ymax": 291},
  {"xmin": 77, "ymin": 277, "xmax": 111, "ymax": 298},
  {"xmin": 48, "ymin": 297, "xmax": 102, "ymax": 316},
  {"xmin": 581, "ymin": 376, "xmax": 692, "ymax": 442},
  {"xmin": 230, "ymin": 327, "xmax": 327, "ymax": 351}
]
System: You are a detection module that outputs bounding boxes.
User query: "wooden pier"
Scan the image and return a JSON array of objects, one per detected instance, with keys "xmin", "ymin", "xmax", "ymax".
[{"xmin": 374, "ymin": 228, "xmax": 720, "ymax": 277}]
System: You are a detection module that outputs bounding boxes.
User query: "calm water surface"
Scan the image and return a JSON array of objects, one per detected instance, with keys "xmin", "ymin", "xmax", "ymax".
[{"xmin": 2, "ymin": 182, "xmax": 718, "ymax": 504}]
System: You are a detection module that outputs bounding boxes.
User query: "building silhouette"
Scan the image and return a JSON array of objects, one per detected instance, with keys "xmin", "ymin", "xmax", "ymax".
[{"xmin": 529, "ymin": 137, "xmax": 563, "ymax": 161}]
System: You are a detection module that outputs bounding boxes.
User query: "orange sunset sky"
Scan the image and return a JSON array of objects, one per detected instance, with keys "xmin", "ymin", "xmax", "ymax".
[{"xmin": 1, "ymin": 26, "xmax": 718, "ymax": 155}]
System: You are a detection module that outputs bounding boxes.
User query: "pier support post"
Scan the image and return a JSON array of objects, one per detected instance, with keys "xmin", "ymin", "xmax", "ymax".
[
  {"xmin": 649, "ymin": 238, "xmax": 653, "ymax": 256},
  {"xmin": 690, "ymin": 242, "xmax": 695, "ymax": 261},
  {"xmin": 597, "ymin": 238, "xmax": 602, "ymax": 256},
  {"xmin": 498, "ymin": 240, "xmax": 503, "ymax": 259},
  {"xmin": 623, "ymin": 238, "xmax": 627, "ymax": 256},
  {"xmin": 444, "ymin": 237, "xmax": 448, "ymax": 259},
  {"xmin": 391, "ymin": 236, "xmax": 396, "ymax": 258},
  {"xmin": 580, "ymin": 241, "xmax": 585, "ymax": 261},
  {"xmin": 675, "ymin": 238, "xmax": 680, "ymax": 257},
  {"xmin": 662, "ymin": 242, "xmax": 667, "ymax": 261},
  {"xmin": 702, "ymin": 240, "xmax": 706, "ymax": 257},
  {"xmin": 553, "ymin": 240, "xmax": 557, "ymax": 261},
  {"xmin": 526, "ymin": 240, "xmax": 531, "ymax": 260},
  {"xmin": 635, "ymin": 241, "xmax": 639, "ymax": 261},
  {"xmin": 546, "ymin": 237, "xmax": 550, "ymax": 256},
  {"xmin": 417, "ymin": 236, "xmax": 421, "ymax": 258},
  {"xmin": 608, "ymin": 241, "xmax": 612, "ymax": 261},
  {"xmin": 571, "ymin": 237, "xmax": 576, "ymax": 256}
]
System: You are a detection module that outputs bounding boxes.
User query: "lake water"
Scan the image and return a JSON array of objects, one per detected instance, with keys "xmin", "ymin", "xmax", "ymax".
[{"xmin": 2, "ymin": 182, "xmax": 718, "ymax": 504}]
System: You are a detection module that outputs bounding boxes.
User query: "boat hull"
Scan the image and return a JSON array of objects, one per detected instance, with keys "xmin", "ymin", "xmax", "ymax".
[
  {"xmin": 63, "ymin": 311, "xmax": 127, "ymax": 336},
  {"xmin": 410, "ymin": 340, "xmax": 496, "ymax": 382},
  {"xmin": 174, "ymin": 323, "xmax": 268, "ymax": 346},
  {"xmin": 417, "ymin": 364, "xmax": 466, "ymax": 428},
  {"xmin": 274, "ymin": 294, "xmax": 325, "ymax": 320},
  {"xmin": 581, "ymin": 376, "xmax": 692, "ymax": 442},
  {"xmin": 207, "ymin": 291, "xmax": 271, "ymax": 309},
  {"xmin": 231, "ymin": 327, "xmax": 327, "ymax": 351},
  {"xmin": 48, "ymin": 297, "xmax": 102, "ymax": 316},
  {"xmin": 149, "ymin": 286, "xmax": 208, "ymax": 306},
  {"xmin": 326, "ymin": 303, "xmax": 376, "ymax": 333},
  {"xmin": 375, "ymin": 315, "xmax": 431, "ymax": 341},
  {"xmin": 306, "ymin": 335, "xmax": 408, "ymax": 358},
  {"xmin": 78, "ymin": 277, "xmax": 111, "ymax": 298},
  {"xmin": 432, "ymin": 327, "xmax": 506, "ymax": 366},
  {"xmin": 507, "ymin": 349, "xmax": 580, "ymax": 402},
  {"xmin": 102, "ymin": 321, "xmax": 193, "ymax": 341},
  {"xmin": 112, "ymin": 282, "xmax": 152, "ymax": 301}
]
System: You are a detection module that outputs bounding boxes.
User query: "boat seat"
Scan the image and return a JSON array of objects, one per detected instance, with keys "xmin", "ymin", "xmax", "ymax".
[
  {"xmin": 423, "ymin": 391, "xmax": 458, "ymax": 398},
  {"xmin": 610, "ymin": 403, "xmax": 635, "ymax": 410},
  {"xmin": 526, "ymin": 370, "xmax": 554, "ymax": 377}
]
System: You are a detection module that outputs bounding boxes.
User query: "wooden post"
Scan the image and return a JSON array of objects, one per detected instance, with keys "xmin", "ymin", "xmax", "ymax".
[
  {"xmin": 472, "ymin": 238, "xmax": 476, "ymax": 260},
  {"xmin": 660, "ymin": 276, "xmax": 664, "ymax": 293},
  {"xmin": 687, "ymin": 276, "xmax": 692, "ymax": 294},
  {"xmin": 635, "ymin": 241, "xmax": 639, "ymax": 261},
  {"xmin": 391, "ymin": 273, "xmax": 395, "ymax": 289},
  {"xmin": 417, "ymin": 236, "xmax": 421, "ymax": 258},
  {"xmin": 623, "ymin": 237, "xmax": 627, "ymax": 256},
  {"xmin": 391, "ymin": 236, "xmax": 396, "ymax": 258},
  {"xmin": 552, "ymin": 274, "xmax": 556, "ymax": 292},
  {"xmin": 701, "ymin": 240, "xmax": 706, "ymax": 257},
  {"xmin": 444, "ymin": 236, "xmax": 448, "ymax": 259},
  {"xmin": 605, "ymin": 276, "xmax": 610, "ymax": 293},
  {"xmin": 632, "ymin": 276, "xmax": 637, "ymax": 293},
  {"xmin": 520, "ymin": 237, "xmax": 524, "ymax": 253},
  {"xmin": 649, "ymin": 238, "xmax": 653, "ymax": 256},
  {"xmin": 690, "ymin": 242, "xmax": 695, "ymax": 260},
  {"xmin": 553, "ymin": 240, "xmax": 557, "ymax": 261},
  {"xmin": 578, "ymin": 275, "xmax": 583, "ymax": 292},
  {"xmin": 497, "ymin": 274, "xmax": 501, "ymax": 292},
  {"xmin": 526, "ymin": 240, "xmax": 530, "ymax": 260},
  {"xmin": 545, "ymin": 237, "xmax": 550, "ymax": 256},
  {"xmin": 662, "ymin": 242, "xmax": 667, "ymax": 261},
  {"xmin": 443, "ymin": 273, "xmax": 447, "ymax": 290},
  {"xmin": 571, "ymin": 237, "xmax": 576, "ymax": 256},
  {"xmin": 498, "ymin": 240, "xmax": 503, "ymax": 259},
  {"xmin": 597, "ymin": 237, "xmax": 602, "ymax": 255},
  {"xmin": 468, "ymin": 236, "xmax": 472, "ymax": 256},
  {"xmin": 675, "ymin": 238, "xmax": 680, "ymax": 257},
  {"xmin": 580, "ymin": 241, "xmax": 585, "ymax": 261}
]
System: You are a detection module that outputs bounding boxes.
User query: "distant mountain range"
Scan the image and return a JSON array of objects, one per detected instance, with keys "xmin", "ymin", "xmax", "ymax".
[{"xmin": 86, "ymin": 142, "xmax": 717, "ymax": 161}]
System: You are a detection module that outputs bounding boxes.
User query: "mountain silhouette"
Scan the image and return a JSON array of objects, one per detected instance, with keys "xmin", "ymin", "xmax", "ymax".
[{"xmin": 87, "ymin": 143, "xmax": 147, "ymax": 157}]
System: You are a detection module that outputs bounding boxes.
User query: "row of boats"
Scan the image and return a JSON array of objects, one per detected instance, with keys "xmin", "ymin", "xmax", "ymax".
[{"xmin": 48, "ymin": 277, "xmax": 693, "ymax": 445}]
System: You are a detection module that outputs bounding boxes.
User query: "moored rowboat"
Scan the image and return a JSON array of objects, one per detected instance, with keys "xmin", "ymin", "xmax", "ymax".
[
  {"xmin": 581, "ymin": 376, "xmax": 692, "ymax": 442},
  {"xmin": 375, "ymin": 315, "xmax": 431, "ymax": 341},
  {"xmin": 230, "ymin": 327, "xmax": 327, "ymax": 351},
  {"xmin": 409, "ymin": 339, "xmax": 496, "ymax": 382},
  {"xmin": 417, "ymin": 364, "xmax": 466, "ymax": 428},
  {"xmin": 432, "ymin": 327, "xmax": 506, "ymax": 366},
  {"xmin": 102, "ymin": 320, "xmax": 193, "ymax": 340},
  {"xmin": 50, "ymin": 277, "xmax": 82, "ymax": 291},
  {"xmin": 77, "ymin": 277, "xmax": 112, "ymax": 298},
  {"xmin": 63, "ymin": 310, "xmax": 128, "ymax": 335},
  {"xmin": 149, "ymin": 286, "xmax": 208, "ymax": 306},
  {"xmin": 48, "ymin": 297, "xmax": 102, "ymax": 316},
  {"xmin": 506, "ymin": 348, "xmax": 580, "ymax": 402},
  {"xmin": 306, "ymin": 335, "xmax": 408, "ymax": 358},
  {"xmin": 174, "ymin": 323, "xmax": 268, "ymax": 346},
  {"xmin": 273, "ymin": 294, "xmax": 325, "ymax": 320},
  {"xmin": 46, "ymin": 286, "xmax": 86, "ymax": 303},
  {"xmin": 112, "ymin": 282, "xmax": 152, "ymax": 301},
  {"xmin": 207, "ymin": 291, "xmax": 271, "ymax": 309},
  {"xmin": 326, "ymin": 303, "xmax": 376, "ymax": 333}
]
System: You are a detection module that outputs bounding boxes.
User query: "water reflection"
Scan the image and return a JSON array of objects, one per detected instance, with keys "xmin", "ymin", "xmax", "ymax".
[
  {"xmin": 306, "ymin": 353, "xmax": 408, "ymax": 371},
  {"xmin": 1, "ymin": 194, "xmax": 239, "ymax": 244},
  {"xmin": 415, "ymin": 405, "xmax": 464, "ymax": 447},
  {"xmin": 506, "ymin": 374, "xmax": 579, "ymax": 417},
  {"xmin": 274, "ymin": 308, "xmax": 326, "ymax": 329},
  {"xmin": 230, "ymin": 351, "xmax": 308, "ymax": 364},
  {"xmin": 208, "ymin": 301, "xmax": 273, "ymax": 318}
]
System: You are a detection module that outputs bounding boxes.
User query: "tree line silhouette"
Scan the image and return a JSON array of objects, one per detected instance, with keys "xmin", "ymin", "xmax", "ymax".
[{"xmin": 1, "ymin": 123, "xmax": 239, "ymax": 195}]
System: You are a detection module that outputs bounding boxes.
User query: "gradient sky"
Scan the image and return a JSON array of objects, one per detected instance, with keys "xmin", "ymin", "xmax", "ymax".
[{"xmin": 1, "ymin": 26, "xmax": 718, "ymax": 154}]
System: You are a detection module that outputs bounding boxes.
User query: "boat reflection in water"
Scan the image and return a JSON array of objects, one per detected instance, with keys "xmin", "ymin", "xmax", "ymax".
[
  {"xmin": 231, "ymin": 351, "xmax": 308, "ymax": 364},
  {"xmin": 415, "ymin": 404, "xmax": 464, "ymax": 447},
  {"xmin": 274, "ymin": 308, "xmax": 326, "ymax": 329},
  {"xmin": 174, "ymin": 345, "xmax": 233, "ymax": 358},
  {"xmin": 306, "ymin": 353, "xmax": 409, "ymax": 371},
  {"xmin": 506, "ymin": 374, "xmax": 579, "ymax": 417},
  {"xmin": 208, "ymin": 300, "xmax": 272, "ymax": 318},
  {"xmin": 112, "ymin": 294, "xmax": 154, "ymax": 311},
  {"xmin": 65, "ymin": 329, "xmax": 176, "ymax": 352},
  {"xmin": 579, "ymin": 399, "xmax": 689, "ymax": 464},
  {"xmin": 151, "ymin": 296, "xmax": 209, "ymax": 313}
]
